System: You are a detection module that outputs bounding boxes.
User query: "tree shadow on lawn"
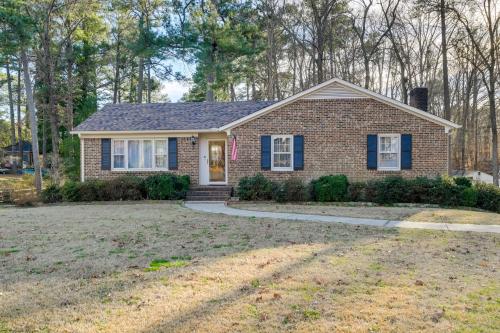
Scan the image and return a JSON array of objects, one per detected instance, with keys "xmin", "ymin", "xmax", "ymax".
[{"xmin": 0, "ymin": 203, "xmax": 498, "ymax": 332}]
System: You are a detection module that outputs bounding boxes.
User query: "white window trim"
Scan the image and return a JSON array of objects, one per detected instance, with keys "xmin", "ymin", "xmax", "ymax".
[
  {"xmin": 377, "ymin": 134, "xmax": 401, "ymax": 171},
  {"xmin": 111, "ymin": 138, "xmax": 170, "ymax": 172},
  {"xmin": 271, "ymin": 135, "xmax": 294, "ymax": 171}
]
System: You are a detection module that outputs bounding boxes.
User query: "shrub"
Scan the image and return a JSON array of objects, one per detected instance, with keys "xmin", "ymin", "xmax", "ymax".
[
  {"xmin": 370, "ymin": 176, "xmax": 409, "ymax": 204},
  {"xmin": 271, "ymin": 182, "xmax": 286, "ymax": 203},
  {"xmin": 41, "ymin": 184, "xmax": 62, "ymax": 203},
  {"xmin": 144, "ymin": 174, "xmax": 190, "ymax": 200},
  {"xmin": 461, "ymin": 187, "xmax": 478, "ymax": 207},
  {"xmin": 78, "ymin": 180, "xmax": 105, "ymax": 201},
  {"xmin": 237, "ymin": 173, "xmax": 273, "ymax": 200},
  {"xmin": 432, "ymin": 176, "xmax": 464, "ymax": 206},
  {"xmin": 272, "ymin": 178, "xmax": 308, "ymax": 202},
  {"xmin": 61, "ymin": 181, "xmax": 81, "ymax": 202},
  {"xmin": 101, "ymin": 176, "xmax": 145, "ymax": 201},
  {"xmin": 347, "ymin": 182, "xmax": 366, "ymax": 201},
  {"xmin": 406, "ymin": 177, "xmax": 440, "ymax": 204},
  {"xmin": 475, "ymin": 183, "xmax": 500, "ymax": 213},
  {"xmin": 311, "ymin": 175, "xmax": 349, "ymax": 202},
  {"xmin": 284, "ymin": 178, "xmax": 308, "ymax": 202},
  {"xmin": 454, "ymin": 176, "xmax": 472, "ymax": 188}
]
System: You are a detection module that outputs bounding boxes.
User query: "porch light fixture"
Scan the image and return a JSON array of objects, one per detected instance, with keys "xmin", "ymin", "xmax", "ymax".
[{"xmin": 191, "ymin": 136, "xmax": 197, "ymax": 145}]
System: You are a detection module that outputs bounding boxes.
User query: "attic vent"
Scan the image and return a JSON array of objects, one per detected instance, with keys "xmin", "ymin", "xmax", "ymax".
[{"xmin": 409, "ymin": 87, "xmax": 428, "ymax": 112}]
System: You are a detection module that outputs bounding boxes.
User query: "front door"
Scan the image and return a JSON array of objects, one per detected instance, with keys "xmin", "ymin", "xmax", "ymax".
[
  {"xmin": 200, "ymin": 138, "xmax": 227, "ymax": 185},
  {"xmin": 208, "ymin": 140, "xmax": 226, "ymax": 183}
]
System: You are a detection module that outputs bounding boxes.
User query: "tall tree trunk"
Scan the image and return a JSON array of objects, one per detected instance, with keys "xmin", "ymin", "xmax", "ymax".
[
  {"xmin": 461, "ymin": 74, "xmax": 472, "ymax": 170},
  {"xmin": 17, "ymin": 62, "xmax": 23, "ymax": 168},
  {"xmin": 230, "ymin": 83, "xmax": 236, "ymax": 101},
  {"xmin": 137, "ymin": 56, "xmax": 144, "ymax": 103},
  {"xmin": 364, "ymin": 56, "xmax": 370, "ymax": 89},
  {"xmin": 6, "ymin": 59, "xmax": 17, "ymax": 172},
  {"xmin": 65, "ymin": 41, "xmax": 74, "ymax": 130},
  {"xmin": 20, "ymin": 49, "xmax": 42, "ymax": 193},
  {"xmin": 113, "ymin": 32, "xmax": 121, "ymax": 104},
  {"xmin": 471, "ymin": 75, "xmax": 479, "ymax": 169},
  {"xmin": 440, "ymin": 0, "xmax": 452, "ymax": 174},
  {"xmin": 146, "ymin": 61, "xmax": 151, "ymax": 103},
  {"xmin": 488, "ymin": 73, "xmax": 498, "ymax": 185}
]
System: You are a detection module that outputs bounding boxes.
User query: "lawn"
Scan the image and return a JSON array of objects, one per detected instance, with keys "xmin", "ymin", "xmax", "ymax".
[
  {"xmin": 231, "ymin": 202, "xmax": 500, "ymax": 225},
  {"xmin": 0, "ymin": 202, "xmax": 498, "ymax": 332}
]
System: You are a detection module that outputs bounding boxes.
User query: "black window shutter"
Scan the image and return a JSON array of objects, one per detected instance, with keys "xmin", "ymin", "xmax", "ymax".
[
  {"xmin": 261, "ymin": 136, "xmax": 271, "ymax": 170},
  {"xmin": 293, "ymin": 135, "xmax": 304, "ymax": 170},
  {"xmin": 101, "ymin": 138, "xmax": 111, "ymax": 170},
  {"xmin": 367, "ymin": 135, "xmax": 378, "ymax": 170},
  {"xmin": 401, "ymin": 134, "xmax": 412, "ymax": 169},
  {"xmin": 168, "ymin": 138, "xmax": 178, "ymax": 170}
]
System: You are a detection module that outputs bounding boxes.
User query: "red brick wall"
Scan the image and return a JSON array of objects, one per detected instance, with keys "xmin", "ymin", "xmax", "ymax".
[
  {"xmin": 81, "ymin": 98, "xmax": 449, "ymax": 187},
  {"xmin": 82, "ymin": 137, "xmax": 199, "ymax": 184},
  {"xmin": 228, "ymin": 99, "xmax": 448, "ymax": 185}
]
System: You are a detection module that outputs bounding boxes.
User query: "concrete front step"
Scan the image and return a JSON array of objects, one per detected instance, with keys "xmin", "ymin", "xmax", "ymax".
[
  {"xmin": 186, "ymin": 185, "xmax": 232, "ymax": 201},
  {"xmin": 186, "ymin": 196, "xmax": 229, "ymax": 201}
]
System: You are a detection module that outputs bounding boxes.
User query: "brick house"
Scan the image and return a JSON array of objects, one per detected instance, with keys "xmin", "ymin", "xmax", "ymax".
[{"xmin": 72, "ymin": 78, "xmax": 460, "ymax": 198}]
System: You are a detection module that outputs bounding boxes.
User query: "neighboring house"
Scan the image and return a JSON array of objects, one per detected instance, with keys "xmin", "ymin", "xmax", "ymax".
[
  {"xmin": 464, "ymin": 170, "xmax": 494, "ymax": 185},
  {"xmin": 72, "ymin": 78, "xmax": 460, "ymax": 191},
  {"xmin": 1, "ymin": 141, "xmax": 33, "ymax": 168}
]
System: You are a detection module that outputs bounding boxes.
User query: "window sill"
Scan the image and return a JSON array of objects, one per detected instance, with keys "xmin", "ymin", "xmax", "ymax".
[
  {"xmin": 271, "ymin": 168, "xmax": 294, "ymax": 172},
  {"xmin": 376, "ymin": 168, "xmax": 401, "ymax": 172}
]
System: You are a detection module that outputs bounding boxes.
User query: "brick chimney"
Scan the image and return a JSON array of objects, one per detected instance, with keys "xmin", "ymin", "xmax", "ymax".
[{"xmin": 409, "ymin": 87, "xmax": 428, "ymax": 112}]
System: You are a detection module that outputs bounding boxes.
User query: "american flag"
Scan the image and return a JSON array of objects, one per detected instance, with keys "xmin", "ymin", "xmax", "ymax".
[{"xmin": 231, "ymin": 135, "xmax": 238, "ymax": 161}]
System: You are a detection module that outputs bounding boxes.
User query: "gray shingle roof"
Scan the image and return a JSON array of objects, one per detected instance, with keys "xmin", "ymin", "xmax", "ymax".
[{"xmin": 74, "ymin": 101, "xmax": 276, "ymax": 132}]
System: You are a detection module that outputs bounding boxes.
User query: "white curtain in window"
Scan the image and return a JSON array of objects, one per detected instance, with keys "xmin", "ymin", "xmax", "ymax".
[
  {"xmin": 379, "ymin": 136, "xmax": 399, "ymax": 169},
  {"xmin": 143, "ymin": 140, "xmax": 153, "ymax": 168},
  {"xmin": 273, "ymin": 137, "xmax": 291, "ymax": 168},
  {"xmin": 113, "ymin": 140, "xmax": 125, "ymax": 168},
  {"xmin": 155, "ymin": 140, "xmax": 167, "ymax": 168},
  {"xmin": 128, "ymin": 140, "xmax": 140, "ymax": 168}
]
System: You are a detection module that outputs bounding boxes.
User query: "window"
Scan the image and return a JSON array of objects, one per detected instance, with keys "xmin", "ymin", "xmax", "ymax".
[
  {"xmin": 112, "ymin": 139, "xmax": 168, "ymax": 171},
  {"xmin": 113, "ymin": 140, "xmax": 125, "ymax": 169},
  {"xmin": 378, "ymin": 134, "xmax": 400, "ymax": 170},
  {"xmin": 271, "ymin": 135, "xmax": 293, "ymax": 171},
  {"xmin": 155, "ymin": 140, "xmax": 168, "ymax": 168}
]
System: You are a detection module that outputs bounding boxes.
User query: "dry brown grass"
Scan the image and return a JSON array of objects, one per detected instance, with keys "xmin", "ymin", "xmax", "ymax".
[
  {"xmin": 0, "ymin": 202, "xmax": 498, "ymax": 332},
  {"xmin": 231, "ymin": 202, "xmax": 500, "ymax": 225}
]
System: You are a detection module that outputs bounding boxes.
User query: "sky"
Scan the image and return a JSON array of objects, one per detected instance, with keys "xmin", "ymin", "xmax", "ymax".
[{"xmin": 161, "ymin": 59, "xmax": 194, "ymax": 102}]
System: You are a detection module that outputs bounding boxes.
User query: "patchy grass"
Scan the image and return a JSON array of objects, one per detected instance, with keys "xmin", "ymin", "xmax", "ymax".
[
  {"xmin": 0, "ymin": 175, "xmax": 35, "ymax": 191},
  {"xmin": 145, "ymin": 258, "xmax": 190, "ymax": 272},
  {"xmin": 231, "ymin": 202, "xmax": 500, "ymax": 225},
  {"xmin": 0, "ymin": 248, "xmax": 19, "ymax": 256},
  {"xmin": 0, "ymin": 202, "xmax": 498, "ymax": 332}
]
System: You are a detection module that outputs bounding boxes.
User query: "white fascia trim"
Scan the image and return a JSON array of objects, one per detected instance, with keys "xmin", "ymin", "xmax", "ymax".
[
  {"xmin": 219, "ymin": 78, "xmax": 461, "ymax": 131},
  {"xmin": 70, "ymin": 128, "xmax": 221, "ymax": 136}
]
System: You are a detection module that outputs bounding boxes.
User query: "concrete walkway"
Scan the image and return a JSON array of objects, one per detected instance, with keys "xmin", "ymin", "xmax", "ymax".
[{"xmin": 184, "ymin": 202, "xmax": 500, "ymax": 234}]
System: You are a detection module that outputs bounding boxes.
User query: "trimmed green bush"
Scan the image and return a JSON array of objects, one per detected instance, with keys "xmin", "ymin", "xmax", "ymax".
[
  {"xmin": 454, "ymin": 176, "xmax": 472, "ymax": 188},
  {"xmin": 237, "ymin": 173, "xmax": 273, "ymax": 200},
  {"xmin": 311, "ymin": 175, "xmax": 349, "ymax": 202},
  {"xmin": 461, "ymin": 187, "xmax": 478, "ymax": 207},
  {"xmin": 475, "ymin": 183, "xmax": 500, "ymax": 213},
  {"xmin": 41, "ymin": 184, "xmax": 62, "ymax": 203},
  {"xmin": 144, "ymin": 174, "xmax": 190, "ymax": 200},
  {"xmin": 61, "ymin": 181, "xmax": 81, "ymax": 202},
  {"xmin": 367, "ymin": 176, "xmax": 408, "ymax": 204}
]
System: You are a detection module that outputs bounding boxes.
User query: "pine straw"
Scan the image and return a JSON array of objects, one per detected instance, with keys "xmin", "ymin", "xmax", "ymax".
[
  {"xmin": 0, "ymin": 202, "xmax": 498, "ymax": 332},
  {"xmin": 231, "ymin": 202, "xmax": 500, "ymax": 225}
]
